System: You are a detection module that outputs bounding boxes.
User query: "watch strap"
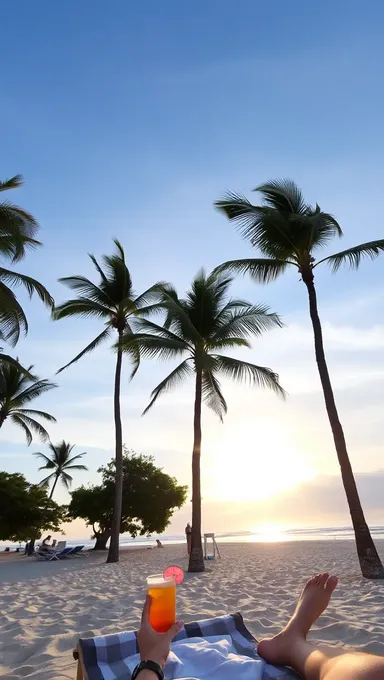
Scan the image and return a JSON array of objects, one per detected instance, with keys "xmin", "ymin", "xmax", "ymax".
[{"xmin": 131, "ymin": 659, "xmax": 164, "ymax": 679}]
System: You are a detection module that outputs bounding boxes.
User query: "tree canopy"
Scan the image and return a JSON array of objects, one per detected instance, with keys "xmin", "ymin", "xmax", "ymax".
[
  {"xmin": 0, "ymin": 471, "xmax": 65, "ymax": 542},
  {"xmin": 68, "ymin": 449, "xmax": 187, "ymax": 549}
]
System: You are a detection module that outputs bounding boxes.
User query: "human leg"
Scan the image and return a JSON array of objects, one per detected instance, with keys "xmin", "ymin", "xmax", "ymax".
[{"xmin": 258, "ymin": 573, "xmax": 384, "ymax": 680}]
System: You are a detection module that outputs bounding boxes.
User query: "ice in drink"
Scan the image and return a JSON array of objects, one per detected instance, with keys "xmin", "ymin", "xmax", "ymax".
[{"xmin": 147, "ymin": 574, "xmax": 176, "ymax": 633}]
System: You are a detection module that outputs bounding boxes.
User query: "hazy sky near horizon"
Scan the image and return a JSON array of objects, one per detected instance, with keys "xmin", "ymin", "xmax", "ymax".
[{"xmin": 1, "ymin": 1, "xmax": 384, "ymax": 539}]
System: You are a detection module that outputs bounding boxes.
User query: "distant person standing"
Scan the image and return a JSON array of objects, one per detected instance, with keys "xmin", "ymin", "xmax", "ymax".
[{"xmin": 185, "ymin": 522, "xmax": 192, "ymax": 555}]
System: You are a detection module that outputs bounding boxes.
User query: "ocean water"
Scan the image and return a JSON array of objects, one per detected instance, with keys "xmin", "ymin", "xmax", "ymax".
[{"xmin": 3, "ymin": 525, "xmax": 384, "ymax": 551}]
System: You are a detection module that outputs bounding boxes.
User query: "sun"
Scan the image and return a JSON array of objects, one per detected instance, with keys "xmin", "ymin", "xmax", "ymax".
[
  {"xmin": 249, "ymin": 523, "xmax": 288, "ymax": 542},
  {"xmin": 205, "ymin": 423, "xmax": 314, "ymax": 503}
]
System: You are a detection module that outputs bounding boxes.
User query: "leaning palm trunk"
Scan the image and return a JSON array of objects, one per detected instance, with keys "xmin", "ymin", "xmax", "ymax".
[
  {"xmin": 188, "ymin": 368, "xmax": 205, "ymax": 572},
  {"xmin": 48, "ymin": 474, "xmax": 59, "ymax": 499},
  {"xmin": 303, "ymin": 270, "xmax": 384, "ymax": 578},
  {"xmin": 107, "ymin": 337, "xmax": 124, "ymax": 563}
]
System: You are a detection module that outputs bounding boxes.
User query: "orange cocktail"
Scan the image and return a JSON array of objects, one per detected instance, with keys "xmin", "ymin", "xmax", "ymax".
[{"xmin": 147, "ymin": 574, "xmax": 176, "ymax": 633}]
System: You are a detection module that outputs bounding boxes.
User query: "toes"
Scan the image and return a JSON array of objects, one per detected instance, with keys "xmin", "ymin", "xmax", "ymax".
[
  {"xmin": 305, "ymin": 575, "xmax": 318, "ymax": 590},
  {"xmin": 325, "ymin": 575, "xmax": 338, "ymax": 593},
  {"xmin": 318, "ymin": 572, "xmax": 329, "ymax": 588}
]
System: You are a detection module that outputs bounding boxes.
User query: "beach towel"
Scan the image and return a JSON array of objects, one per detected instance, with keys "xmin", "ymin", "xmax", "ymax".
[{"xmin": 76, "ymin": 613, "xmax": 300, "ymax": 680}]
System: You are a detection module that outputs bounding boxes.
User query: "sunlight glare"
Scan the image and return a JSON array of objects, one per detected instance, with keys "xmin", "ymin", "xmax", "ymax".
[{"xmin": 206, "ymin": 423, "xmax": 314, "ymax": 502}]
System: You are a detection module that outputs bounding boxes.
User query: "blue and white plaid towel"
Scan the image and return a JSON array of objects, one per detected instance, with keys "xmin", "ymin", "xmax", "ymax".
[{"xmin": 77, "ymin": 613, "xmax": 300, "ymax": 679}]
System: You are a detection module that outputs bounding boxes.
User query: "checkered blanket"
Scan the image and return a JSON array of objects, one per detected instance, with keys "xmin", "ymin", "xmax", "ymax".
[{"xmin": 77, "ymin": 613, "xmax": 300, "ymax": 679}]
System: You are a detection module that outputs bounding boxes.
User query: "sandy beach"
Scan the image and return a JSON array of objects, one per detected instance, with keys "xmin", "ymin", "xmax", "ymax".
[{"xmin": 1, "ymin": 541, "xmax": 384, "ymax": 679}]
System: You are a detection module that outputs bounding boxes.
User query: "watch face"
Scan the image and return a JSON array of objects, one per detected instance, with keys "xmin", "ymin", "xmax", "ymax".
[{"xmin": 132, "ymin": 660, "xmax": 164, "ymax": 679}]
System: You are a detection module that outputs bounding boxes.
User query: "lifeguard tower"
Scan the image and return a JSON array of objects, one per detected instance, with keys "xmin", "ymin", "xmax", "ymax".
[{"xmin": 203, "ymin": 533, "xmax": 221, "ymax": 560}]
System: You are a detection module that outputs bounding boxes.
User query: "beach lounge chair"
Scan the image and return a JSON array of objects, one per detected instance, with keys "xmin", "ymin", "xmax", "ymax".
[
  {"xmin": 73, "ymin": 613, "xmax": 300, "ymax": 680},
  {"xmin": 34, "ymin": 549, "xmax": 52, "ymax": 561},
  {"xmin": 70, "ymin": 545, "xmax": 88, "ymax": 557},
  {"xmin": 56, "ymin": 540, "xmax": 66, "ymax": 552},
  {"xmin": 49, "ymin": 547, "xmax": 75, "ymax": 560}
]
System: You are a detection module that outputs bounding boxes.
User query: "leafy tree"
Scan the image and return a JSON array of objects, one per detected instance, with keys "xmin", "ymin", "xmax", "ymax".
[
  {"xmin": 0, "ymin": 175, "xmax": 53, "ymax": 348},
  {"xmin": 68, "ymin": 449, "xmax": 187, "ymax": 550},
  {"xmin": 0, "ymin": 471, "xmax": 64, "ymax": 542},
  {"xmin": 121, "ymin": 270, "xmax": 285, "ymax": 572},
  {"xmin": 0, "ymin": 360, "xmax": 56, "ymax": 444},
  {"xmin": 215, "ymin": 178, "xmax": 384, "ymax": 578},
  {"xmin": 54, "ymin": 239, "xmax": 161, "ymax": 563},
  {"xmin": 34, "ymin": 440, "xmax": 88, "ymax": 499}
]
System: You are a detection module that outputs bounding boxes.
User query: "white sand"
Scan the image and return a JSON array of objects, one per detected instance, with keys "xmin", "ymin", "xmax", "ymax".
[{"xmin": 1, "ymin": 541, "xmax": 384, "ymax": 679}]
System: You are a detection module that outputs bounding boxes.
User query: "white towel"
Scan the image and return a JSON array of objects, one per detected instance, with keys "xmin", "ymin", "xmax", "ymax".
[{"xmin": 127, "ymin": 635, "xmax": 266, "ymax": 680}]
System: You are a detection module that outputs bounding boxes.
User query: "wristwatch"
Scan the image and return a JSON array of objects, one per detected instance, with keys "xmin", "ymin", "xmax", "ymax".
[{"xmin": 131, "ymin": 660, "xmax": 164, "ymax": 679}]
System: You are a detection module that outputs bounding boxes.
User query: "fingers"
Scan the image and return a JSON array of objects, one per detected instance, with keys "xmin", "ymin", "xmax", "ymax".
[
  {"xmin": 141, "ymin": 594, "xmax": 152, "ymax": 626},
  {"xmin": 166, "ymin": 620, "xmax": 183, "ymax": 641}
]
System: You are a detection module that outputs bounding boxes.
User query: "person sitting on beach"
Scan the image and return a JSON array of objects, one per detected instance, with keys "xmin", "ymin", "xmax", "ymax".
[
  {"xmin": 135, "ymin": 572, "xmax": 384, "ymax": 680},
  {"xmin": 40, "ymin": 535, "xmax": 52, "ymax": 552}
]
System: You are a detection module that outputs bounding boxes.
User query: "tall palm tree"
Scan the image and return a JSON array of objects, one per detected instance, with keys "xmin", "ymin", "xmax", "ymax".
[
  {"xmin": 54, "ymin": 239, "xmax": 161, "ymax": 563},
  {"xmin": 121, "ymin": 269, "xmax": 285, "ymax": 572},
  {"xmin": 0, "ymin": 175, "xmax": 53, "ymax": 347},
  {"xmin": 215, "ymin": 178, "xmax": 384, "ymax": 578},
  {"xmin": 0, "ymin": 360, "xmax": 56, "ymax": 444},
  {"xmin": 34, "ymin": 441, "xmax": 88, "ymax": 499}
]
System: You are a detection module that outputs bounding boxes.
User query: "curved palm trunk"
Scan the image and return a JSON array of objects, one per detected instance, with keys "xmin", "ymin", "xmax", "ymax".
[
  {"xmin": 303, "ymin": 272, "xmax": 384, "ymax": 578},
  {"xmin": 93, "ymin": 532, "xmax": 111, "ymax": 550},
  {"xmin": 49, "ymin": 474, "xmax": 59, "ymax": 499},
  {"xmin": 0, "ymin": 411, "xmax": 6, "ymax": 427},
  {"xmin": 107, "ymin": 335, "xmax": 124, "ymax": 564},
  {"xmin": 188, "ymin": 368, "xmax": 205, "ymax": 572}
]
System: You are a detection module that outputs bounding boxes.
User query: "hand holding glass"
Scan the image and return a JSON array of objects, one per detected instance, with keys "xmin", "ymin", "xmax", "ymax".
[{"xmin": 146, "ymin": 574, "xmax": 176, "ymax": 633}]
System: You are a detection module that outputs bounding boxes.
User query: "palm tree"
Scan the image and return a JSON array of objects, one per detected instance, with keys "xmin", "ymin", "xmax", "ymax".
[
  {"xmin": 34, "ymin": 441, "xmax": 88, "ymax": 499},
  {"xmin": 54, "ymin": 239, "xmax": 161, "ymax": 563},
  {"xmin": 215, "ymin": 178, "xmax": 384, "ymax": 578},
  {"xmin": 0, "ymin": 175, "xmax": 53, "ymax": 346},
  {"xmin": 0, "ymin": 360, "xmax": 56, "ymax": 444},
  {"xmin": 121, "ymin": 269, "xmax": 285, "ymax": 572}
]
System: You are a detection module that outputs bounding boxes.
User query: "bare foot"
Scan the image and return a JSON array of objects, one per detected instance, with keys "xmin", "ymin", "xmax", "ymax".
[{"xmin": 257, "ymin": 573, "xmax": 338, "ymax": 666}]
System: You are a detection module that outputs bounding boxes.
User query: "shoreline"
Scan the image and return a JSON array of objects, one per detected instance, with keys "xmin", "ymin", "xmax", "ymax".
[{"xmin": 1, "ymin": 541, "xmax": 384, "ymax": 678}]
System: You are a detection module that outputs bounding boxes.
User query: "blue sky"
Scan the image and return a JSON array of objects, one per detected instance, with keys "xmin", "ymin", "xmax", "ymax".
[{"xmin": 2, "ymin": 1, "xmax": 384, "ymax": 538}]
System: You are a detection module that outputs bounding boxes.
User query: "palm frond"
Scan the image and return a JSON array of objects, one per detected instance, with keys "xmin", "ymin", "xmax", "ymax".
[
  {"xmin": 215, "ymin": 192, "xmax": 295, "ymax": 257},
  {"xmin": 65, "ymin": 452, "xmax": 87, "ymax": 466},
  {"xmin": 0, "ymin": 175, "xmax": 24, "ymax": 192},
  {"xmin": 213, "ymin": 304, "xmax": 283, "ymax": 341},
  {"xmin": 255, "ymin": 179, "xmax": 308, "ymax": 214},
  {"xmin": 202, "ymin": 369, "xmax": 227, "ymax": 421},
  {"xmin": 214, "ymin": 258, "xmax": 290, "ymax": 283},
  {"xmin": 133, "ymin": 317, "xmax": 191, "ymax": 345},
  {"xmin": 158, "ymin": 291, "xmax": 203, "ymax": 344},
  {"xmin": 0, "ymin": 280, "xmax": 28, "ymax": 345},
  {"xmin": 133, "ymin": 282, "xmax": 167, "ymax": 309},
  {"xmin": 0, "ymin": 354, "xmax": 34, "ymax": 378},
  {"xmin": 121, "ymin": 333, "xmax": 188, "ymax": 361},
  {"xmin": 15, "ymin": 408, "xmax": 56, "ymax": 422},
  {"xmin": 57, "ymin": 327, "xmax": 112, "ymax": 373},
  {"xmin": 213, "ymin": 355, "xmax": 286, "ymax": 398},
  {"xmin": 317, "ymin": 240, "xmax": 384, "ymax": 273},
  {"xmin": 207, "ymin": 337, "xmax": 250, "ymax": 350},
  {"xmin": 0, "ymin": 268, "xmax": 53, "ymax": 307},
  {"xmin": 54, "ymin": 298, "xmax": 113, "ymax": 321},
  {"xmin": 142, "ymin": 359, "xmax": 193, "ymax": 415},
  {"xmin": 65, "ymin": 463, "xmax": 88, "ymax": 471},
  {"xmin": 88, "ymin": 254, "xmax": 108, "ymax": 285},
  {"xmin": 10, "ymin": 414, "xmax": 33, "ymax": 445},
  {"xmin": 33, "ymin": 451, "xmax": 56, "ymax": 468},
  {"xmin": 37, "ymin": 472, "xmax": 56, "ymax": 488},
  {"xmin": 11, "ymin": 379, "xmax": 57, "ymax": 406},
  {"xmin": 11, "ymin": 412, "xmax": 50, "ymax": 443},
  {"xmin": 58, "ymin": 275, "xmax": 114, "ymax": 308},
  {"xmin": 60, "ymin": 470, "xmax": 74, "ymax": 490}
]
